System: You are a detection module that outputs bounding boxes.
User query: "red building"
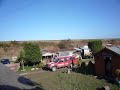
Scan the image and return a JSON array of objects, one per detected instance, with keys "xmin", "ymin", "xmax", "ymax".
[{"xmin": 94, "ymin": 46, "xmax": 120, "ymax": 78}]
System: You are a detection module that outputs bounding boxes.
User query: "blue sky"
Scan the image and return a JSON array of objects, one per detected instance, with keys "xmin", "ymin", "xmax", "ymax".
[{"xmin": 0, "ymin": 0, "xmax": 120, "ymax": 41}]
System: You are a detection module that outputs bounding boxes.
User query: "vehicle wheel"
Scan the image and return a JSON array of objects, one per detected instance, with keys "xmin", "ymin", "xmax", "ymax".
[{"xmin": 52, "ymin": 67, "xmax": 57, "ymax": 72}]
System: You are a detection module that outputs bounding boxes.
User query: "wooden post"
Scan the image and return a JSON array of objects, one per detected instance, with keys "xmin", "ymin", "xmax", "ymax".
[
  {"xmin": 68, "ymin": 69, "xmax": 72, "ymax": 74},
  {"xmin": 103, "ymin": 86, "xmax": 110, "ymax": 90}
]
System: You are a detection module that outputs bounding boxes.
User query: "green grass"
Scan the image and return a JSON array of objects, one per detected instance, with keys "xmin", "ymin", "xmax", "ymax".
[
  {"xmin": 25, "ymin": 70, "xmax": 119, "ymax": 90},
  {"xmin": 18, "ymin": 66, "xmax": 33, "ymax": 73},
  {"xmin": 81, "ymin": 58, "xmax": 94, "ymax": 62}
]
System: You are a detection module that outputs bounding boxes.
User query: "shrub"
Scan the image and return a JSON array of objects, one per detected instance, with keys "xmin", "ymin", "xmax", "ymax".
[
  {"xmin": 22, "ymin": 43, "xmax": 42, "ymax": 65},
  {"xmin": 88, "ymin": 40, "xmax": 102, "ymax": 54},
  {"xmin": 115, "ymin": 69, "xmax": 120, "ymax": 77},
  {"xmin": 77, "ymin": 59, "xmax": 81, "ymax": 66},
  {"xmin": 36, "ymin": 62, "xmax": 45, "ymax": 68}
]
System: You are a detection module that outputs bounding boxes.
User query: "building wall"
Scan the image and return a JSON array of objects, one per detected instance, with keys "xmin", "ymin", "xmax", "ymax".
[
  {"xmin": 95, "ymin": 53, "xmax": 105, "ymax": 76},
  {"xmin": 84, "ymin": 49, "xmax": 91, "ymax": 56},
  {"xmin": 112, "ymin": 55, "xmax": 120, "ymax": 77},
  {"xmin": 95, "ymin": 49, "xmax": 120, "ymax": 77}
]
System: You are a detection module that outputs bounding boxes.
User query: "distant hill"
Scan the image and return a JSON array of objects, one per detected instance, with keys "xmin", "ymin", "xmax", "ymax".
[{"xmin": 0, "ymin": 38, "xmax": 120, "ymax": 60}]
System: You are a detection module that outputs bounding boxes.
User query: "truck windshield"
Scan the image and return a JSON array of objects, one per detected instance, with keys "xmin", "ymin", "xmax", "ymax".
[{"xmin": 54, "ymin": 59, "xmax": 59, "ymax": 63}]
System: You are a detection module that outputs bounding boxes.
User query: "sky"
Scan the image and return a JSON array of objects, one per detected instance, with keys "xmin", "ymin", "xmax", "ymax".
[{"xmin": 0, "ymin": 0, "xmax": 120, "ymax": 41}]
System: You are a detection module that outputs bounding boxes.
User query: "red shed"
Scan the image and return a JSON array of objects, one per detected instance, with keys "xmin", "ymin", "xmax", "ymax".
[{"xmin": 94, "ymin": 46, "xmax": 120, "ymax": 78}]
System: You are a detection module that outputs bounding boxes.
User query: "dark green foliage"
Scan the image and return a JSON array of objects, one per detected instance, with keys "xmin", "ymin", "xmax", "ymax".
[
  {"xmin": 18, "ymin": 50, "xmax": 25, "ymax": 70},
  {"xmin": 73, "ymin": 61, "xmax": 95, "ymax": 75},
  {"xmin": 88, "ymin": 40, "xmax": 102, "ymax": 54},
  {"xmin": 77, "ymin": 59, "xmax": 81, "ymax": 66},
  {"xmin": 115, "ymin": 69, "xmax": 120, "ymax": 77},
  {"xmin": 20, "ymin": 43, "xmax": 42, "ymax": 65},
  {"xmin": 36, "ymin": 62, "xmax": 45, "ymax": 68},
  {"xmin": 18, "ymin": 66, "xmax": 33, "ymax": 72},
  {"xmin": 58, "ymin": 39, "xmax": 73, "ymax": 49},
  {"xmin": 19, "ymin": 50, "xmax": 25, "ymax": 60}
]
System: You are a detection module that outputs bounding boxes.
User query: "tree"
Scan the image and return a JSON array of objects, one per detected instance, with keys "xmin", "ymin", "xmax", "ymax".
[
  {"xmin": 19, "ymin": 43, "xmax": 42, "ymax": 66},
  {"xmin": 18, "ymin": 50, "xmax": 25, "ymax": 71},
  {"xmin": 58, "ymin": 39, "xmax": 73, "ymax": 49},
  {"xmin": 88, "ymin": 40, "xmax": 102, "ymax": 54}
]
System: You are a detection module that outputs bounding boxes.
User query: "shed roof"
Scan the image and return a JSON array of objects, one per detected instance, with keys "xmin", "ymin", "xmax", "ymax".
[
  {"xmin": 79, "ymin": 45, "xmax": 90, "ymax": 50},
  {"xmin": 107, "ymin": 46, "xmax": 120, "ymax": 55},
  {"xmin": 94, "ymin": 46, "xmax": 120, "ymax": 56}
]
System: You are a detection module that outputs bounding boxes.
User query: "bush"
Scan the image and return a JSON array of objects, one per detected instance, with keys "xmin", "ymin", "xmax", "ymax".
[
  {"xmin": 36, "ymin": 62, "xmax": 45, "ymax": 68},
  {"xmin": 88, "ymin": 40, "xmax": 102, "ymax": 54},
  {"xmin": 115, "ymin": 69, "xmax": 120, "ymax": 82},
  {"xmin": 115, "ymin": 69, "xmax": 120, "ymax": 77},
  {"xmin": 77, "ymin": 59, "xmax": 81, "ymax": 66},
  {"xmin": 21, "ymin": 43, "xmax": 42, "ymax": 65}
]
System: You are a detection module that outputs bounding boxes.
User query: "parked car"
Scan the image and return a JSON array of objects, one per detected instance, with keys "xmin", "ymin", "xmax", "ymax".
[
  {"xmin": 0, "ymin": 59, "xmax": 10, "ymax": 64},
  {"xmin": 46, "ymin": 56, "xmax": 78, "ymax": 71}
]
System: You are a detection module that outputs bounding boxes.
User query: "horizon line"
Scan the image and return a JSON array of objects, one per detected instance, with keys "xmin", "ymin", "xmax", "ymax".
[{"xmin": 0, "ymin": 37, "xmax": 120, "ymax": 42}]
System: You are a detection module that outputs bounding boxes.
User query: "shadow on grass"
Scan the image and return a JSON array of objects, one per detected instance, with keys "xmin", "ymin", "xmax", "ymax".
[
  {"xmin": 0, "ymin": 85, "xmax": 23, "ymax": 90},
  {"xmin": 72, "ymin": 61, "xmax": 95, "ymax": 75},
  {"xmin": 0, "ymin": 76, "xmax": 44, "ymax": 90},
  {"xmin": 0, "ymin": 85, "xmax": 43, "ymax": 90},
  {"xmin": 73, "ymin": 61, "xmax": 115, "ymax": 83},
  {"xmin": 42, "ymin": 67, "xmax": 50, "ymax": 71},
  {"xmin": 96, "ymin": 87, "xmax": 106, "ymax": 90},
  {"xmin": 18, "ymin": 76, "xmax": 40, "ymax": 87},
  {"xmin": 73, "ymin": 61, "xmax": 117, "ymax": 85},
  {"xmin": 96, "ymin": 75, "xmax": 117, "ymax": 85},
  {"xmin": 18, "ymin": 76, "xmax": 44, "ymax": 90}
]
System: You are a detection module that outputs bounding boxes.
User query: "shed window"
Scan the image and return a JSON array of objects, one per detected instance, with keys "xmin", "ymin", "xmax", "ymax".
[{"xmin": 104, "ymin": 56, "xmax": 112, "ymax": 60}]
